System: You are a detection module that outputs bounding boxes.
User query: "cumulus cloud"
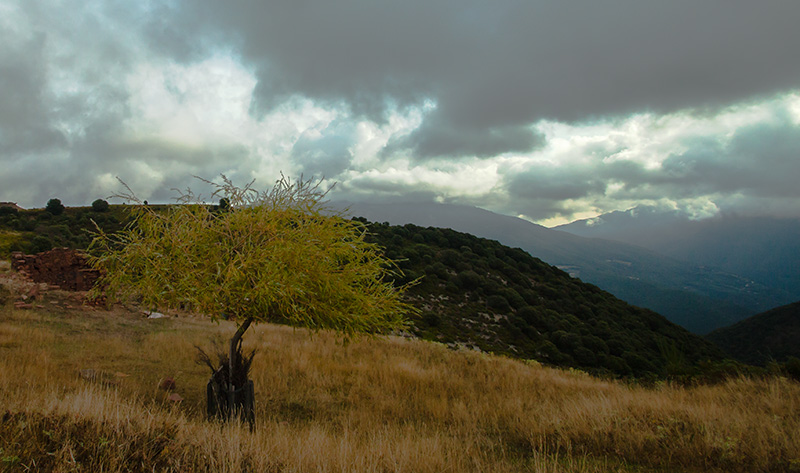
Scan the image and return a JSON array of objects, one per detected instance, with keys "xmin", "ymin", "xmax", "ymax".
[
  {"xmin": 499, "ymin": 98, "xmax": 800, "ymax": 223},
  {"xmin": 2, "ymin": 0, "xmax": 800, "ymax": 226}
]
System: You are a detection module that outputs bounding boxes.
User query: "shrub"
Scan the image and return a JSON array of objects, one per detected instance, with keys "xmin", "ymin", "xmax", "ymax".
[
  {"xmin": 487, "ymin": 294, "xmax": 511, "ymax": 313},
  {"xmin": 46, "ymin": 199, "xmax": 65, "ymax": 216},
  {"xmin": 30, "ymin": 235, "xmax": 53, "ymax": 253},
  {"xmin": 455, "ymin": 270, "xmax": 482, "ymax": 290},
  {"xmin": 91, "ymin": 199, "xmax": 110, "ymax": 212}
]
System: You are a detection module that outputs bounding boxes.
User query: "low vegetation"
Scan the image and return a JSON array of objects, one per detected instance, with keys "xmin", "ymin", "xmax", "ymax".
[
  {"xmin": 707, "ymin": 301, "xmax": 800, "ymax": 369},
  {"xmin": 0, "ymin": 203, "xmax": 730, "ymax": 380},
  {"xmin": 1, "ymin": 293, "xmax": 799, "ymax": 472}
]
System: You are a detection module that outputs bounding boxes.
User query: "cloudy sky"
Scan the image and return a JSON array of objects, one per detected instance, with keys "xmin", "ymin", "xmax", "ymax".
[{"xmin": 2, "ymin": 1, "xmax": 799, "ymax": 226}]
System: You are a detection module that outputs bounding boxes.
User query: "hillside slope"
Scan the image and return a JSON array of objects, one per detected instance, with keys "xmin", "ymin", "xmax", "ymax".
[
  {"xmin": 362, "ymin": 220, "xmax": 723, "ymax": 378},
  {"xmin": 0, "ymin": 204, "xmax": 724, "ymax": 379},
  {"xmin": 706, "ymin": 301, "xmax": 800, "ymax": 365},
  {"xmin": 1, "ymin": 299, "xmax": 797, "ymax": 472},
  {"xmin": 344, "ymin": 201, "xmax": 787, "ymax": 333}
]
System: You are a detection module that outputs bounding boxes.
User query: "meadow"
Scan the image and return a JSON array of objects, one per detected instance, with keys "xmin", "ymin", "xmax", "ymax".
[{"xmin": 1, "ymin": 276, "xmax": 799, "ymax": 471}]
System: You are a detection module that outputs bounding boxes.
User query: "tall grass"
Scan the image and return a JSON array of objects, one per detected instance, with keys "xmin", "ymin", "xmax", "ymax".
[{"xmin": 1, "ymin": 301, "xmax": 799, "ymax": 472}]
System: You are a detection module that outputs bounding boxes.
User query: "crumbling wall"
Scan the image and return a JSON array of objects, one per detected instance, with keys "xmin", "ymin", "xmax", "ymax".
[{"xmin": 11, "ymin": 248, "xmax": 100, "ymax": 291}]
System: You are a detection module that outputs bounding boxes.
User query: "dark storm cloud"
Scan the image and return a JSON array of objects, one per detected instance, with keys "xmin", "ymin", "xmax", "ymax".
[
  {"xmin": 0, "ymin": 35, "xmax": 66, "ymax": 154},
  {"xmin": 506, "ymin": 165, "xmax": 607, "ymax": 202},
  {"xmin": 170, "ymin": 0, "xmax": 800, "ymax": 158},
  {"xmin": 658, "ymin": 120, "xmax": 800, "ymax": 199},
  {"xmin": 386, "ymin": 119, "xmax": 545, "ymax": 160}
]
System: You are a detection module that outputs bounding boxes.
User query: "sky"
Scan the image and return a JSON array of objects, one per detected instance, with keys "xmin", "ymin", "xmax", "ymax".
[{"xmin": 2, "ymin": 1, "xmax": 800, "ymax": 226}]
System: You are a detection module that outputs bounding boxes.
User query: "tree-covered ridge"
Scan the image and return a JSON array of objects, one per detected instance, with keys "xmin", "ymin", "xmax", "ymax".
[
  {"xmin": 0, "ymin": 203, "xmax": 128, "ymax": 255},
  {"xmin": 362, "ymin": 219, "xmax": 723, "ymax": 379},
  {"xmin": 706, "ymin": 301, "xmax": 800, "ymax": 366},
  {"xmin": 1, "ymin": 203, "xmax": 724, "ymax": 379}
]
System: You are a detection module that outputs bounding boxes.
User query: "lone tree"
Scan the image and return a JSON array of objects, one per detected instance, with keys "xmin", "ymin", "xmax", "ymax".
[
  {"xmin": 89, "ymin": 176, "xmax": 415, "ymax": 421},
  {"xmin": 91, "ymin": 198, "xmax": 110, "ymax": 212},
  {"xmin": 46, "ymin": 198, "xmax": 65, "ymax": 215}
]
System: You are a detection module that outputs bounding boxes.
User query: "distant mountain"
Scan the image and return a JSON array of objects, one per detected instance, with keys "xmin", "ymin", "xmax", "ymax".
[
  {"xmin": 341, "ymin": 202, "xmax": 792, "ymax": 334},
  {"xmin": 555, "ymin": 206, "xmax": 800, "ymax": 299},
  {"xmin": 706, "ymin": 301, "xmax": 800, "ymax": 365}
]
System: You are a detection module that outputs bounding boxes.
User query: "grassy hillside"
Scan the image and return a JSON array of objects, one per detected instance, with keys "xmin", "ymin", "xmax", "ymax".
[
  {"xmin": 0, "ymin": 285, "xmax": 798, "ymax": 472},
  {"xmin": 706, "ymin": 301, "xmax": 800, "ymax": 366},
  {"xmin": 0, "ymin": 205, "xmax": 727, "ymax": 380}
]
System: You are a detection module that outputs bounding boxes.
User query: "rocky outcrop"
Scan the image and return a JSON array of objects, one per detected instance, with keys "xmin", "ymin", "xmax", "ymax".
[{"xmin": 11, "ymin": 248, "xmax": 100, "ymax": 291}]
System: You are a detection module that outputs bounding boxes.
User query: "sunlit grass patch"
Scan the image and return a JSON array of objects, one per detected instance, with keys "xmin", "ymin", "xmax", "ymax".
[{"xmin": 1, "ymin": 302, "xmax": 798, "ymax": 472}]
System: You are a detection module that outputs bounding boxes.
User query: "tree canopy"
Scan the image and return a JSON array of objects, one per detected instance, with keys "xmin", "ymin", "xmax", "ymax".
[{"xmin": 89, "ymin": 176, "xmax": 414, "ymax": 336}]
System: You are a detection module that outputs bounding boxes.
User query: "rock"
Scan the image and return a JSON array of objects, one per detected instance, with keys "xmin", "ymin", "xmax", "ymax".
[
  {"xmin": 26, "ymin": 285, "xmax": 40, "ymax": 300},
  {"xmin": 167, "ymin": 393, "xmax": 183, "ymax": 402}
]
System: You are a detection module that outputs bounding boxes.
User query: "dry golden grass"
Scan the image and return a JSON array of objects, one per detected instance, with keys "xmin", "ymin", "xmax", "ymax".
[{"xmin": 1, "ymin": 288, "xmax": 799, "ymax": 472}]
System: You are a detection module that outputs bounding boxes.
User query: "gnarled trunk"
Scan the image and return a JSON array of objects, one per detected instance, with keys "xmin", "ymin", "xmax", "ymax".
[{"xmin": 228, "ymin": 317, "xmax": 253, "ymax": 415}]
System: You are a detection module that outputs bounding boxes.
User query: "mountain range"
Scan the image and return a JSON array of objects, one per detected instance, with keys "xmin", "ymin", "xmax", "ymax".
[
  {"xmin": 555, "ymin": 206, "xmax": 800, "ymax": 298},
  {"xmin": 342, "ymin": 202, "xmax": 797, "ymax": 334}
]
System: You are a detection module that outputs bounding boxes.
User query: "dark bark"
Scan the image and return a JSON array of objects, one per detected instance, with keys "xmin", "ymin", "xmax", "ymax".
[{"xmin": 228, "ymin": 317, "xmax": 253, "ymax": 412}]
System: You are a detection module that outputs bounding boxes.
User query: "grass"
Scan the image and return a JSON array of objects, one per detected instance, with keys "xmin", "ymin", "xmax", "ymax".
[{"xmin": 1, "ymin": 280, "xmax": 799, "ymax": 471}]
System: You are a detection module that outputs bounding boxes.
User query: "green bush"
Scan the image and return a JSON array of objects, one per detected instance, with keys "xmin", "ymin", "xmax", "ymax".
[
  {"xmin": 91, "ymin": 199, "xmax": 110, "ymax": 212},
  {"xmin": 783, "ymin": 357, "xmax": 800, "ymax": 381},
  {"xmin": 30, "ymin": 235, "xmax": 53, "ymax": 253},
  {"xmin": 455, "ymin": 270, "xmax": 483, "ymax": 290},
  {"xmin": 486, "ymin": 294, "xmax": 511, "ymax": 313},
  {"xmin": 46, "ymin": 199, "xmax": 65, "ymax": 216}
]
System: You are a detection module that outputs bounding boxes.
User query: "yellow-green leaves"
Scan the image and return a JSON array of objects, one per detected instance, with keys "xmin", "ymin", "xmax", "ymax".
[{"xmin": 89, "ymin": 176, "xmax": 414, "ymax": 335}]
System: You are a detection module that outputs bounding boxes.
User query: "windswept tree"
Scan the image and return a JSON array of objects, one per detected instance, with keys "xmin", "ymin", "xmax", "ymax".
[{"xmin": 89, "ymin": 176, "xmax": 415, "ymax": 420}]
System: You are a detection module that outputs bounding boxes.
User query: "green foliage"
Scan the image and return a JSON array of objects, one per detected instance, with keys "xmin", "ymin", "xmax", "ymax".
[
  {"xmin": 0, "ymin": 206, "xmax": 18, "ymax": 216},
  {"xmin": 89, "ymin": 176, "xmax": 415, "ymax": 336},
  {"xmin": 30, "ymin": 235, "xmax": 53, "ymax": 253},
  {"xmin": 46, "ymin": 198, "xmax": 65, "ymax": 215},
  {"xmin": 92, "ymin": 199, "xmax": 110, "ymax": 212},
  {"xmin": 363, "ymin": 220, "xmax": 724, "ymax": 379},
  {"xmin": 783, "ymin": 356, "xmax": 800, "ymax": 381},
  {"xmin": 706, "ymin": 301, "xmax": 800, "ymax": 366},
  {"xmin": 0, "ymin": 197, "xmax": 729, "ymax": 380}
]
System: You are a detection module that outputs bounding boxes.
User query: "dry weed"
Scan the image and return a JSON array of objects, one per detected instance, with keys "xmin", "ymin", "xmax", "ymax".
[{"xmin": 1, "ymin": 300, "xmax": 799, "ymax": 472}]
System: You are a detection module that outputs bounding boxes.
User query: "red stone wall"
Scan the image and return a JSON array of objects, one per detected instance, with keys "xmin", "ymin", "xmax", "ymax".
[{"xmin": 11, "ymin": 248, "xmax": 100, "ymax": 291}]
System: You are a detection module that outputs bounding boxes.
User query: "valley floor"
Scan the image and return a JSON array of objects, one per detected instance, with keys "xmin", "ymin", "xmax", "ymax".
[{"xmin": 1, "ymin": 278, "xmax": 799, "ymax": 471}]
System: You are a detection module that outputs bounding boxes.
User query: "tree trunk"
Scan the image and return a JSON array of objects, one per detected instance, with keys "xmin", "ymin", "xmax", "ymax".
[{"xmin": 228, "ymin": 317, "xmax": 253, "ymax": 418}]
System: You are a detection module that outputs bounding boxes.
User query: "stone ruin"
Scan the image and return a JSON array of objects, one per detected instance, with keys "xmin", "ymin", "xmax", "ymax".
[{"xmin": 11, "ymin": 248, "xmax": 100, "ymax": 291}]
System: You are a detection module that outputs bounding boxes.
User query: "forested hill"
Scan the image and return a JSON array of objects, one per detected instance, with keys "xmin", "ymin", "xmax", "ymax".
[
  {"xmin": 706, "ymin": 301, "xmax": 800, "ymax": 366},
  {"xmin": 0, "ymin": 204, "xmax": 723, "ymax": 379},
  {"xmin": 360, "ymin": 219, "xmax": 723, "ymax": 378}
]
